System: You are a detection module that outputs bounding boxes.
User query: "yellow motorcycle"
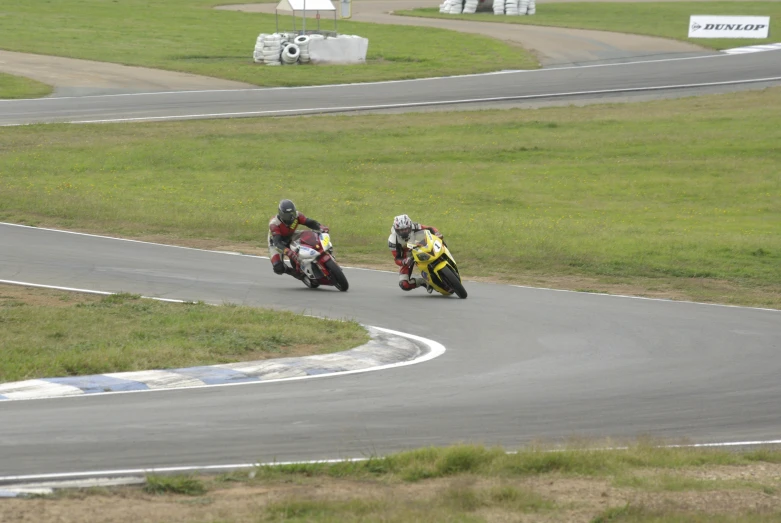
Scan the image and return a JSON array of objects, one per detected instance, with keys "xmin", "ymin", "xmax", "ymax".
[{"xmin": 407, "ymin": 230, "xmax": 467, "ymax": 299}]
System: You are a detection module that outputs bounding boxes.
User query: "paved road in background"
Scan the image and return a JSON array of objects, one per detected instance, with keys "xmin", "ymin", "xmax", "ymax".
[
  {"xmin": 0, "ymin": 224, "xmax": 779, "ymax": 477},
  {"xmin": 3, "ymin": 50, "xmax": 780, "ymax": 125}
]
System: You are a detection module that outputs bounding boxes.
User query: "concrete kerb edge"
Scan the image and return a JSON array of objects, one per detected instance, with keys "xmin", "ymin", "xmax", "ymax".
[{"xmin": 0, "ymin": 281, "xmax": 446, "ymax": 402}]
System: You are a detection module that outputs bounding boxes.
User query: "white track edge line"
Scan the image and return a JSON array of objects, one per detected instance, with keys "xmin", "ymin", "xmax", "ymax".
[
  {"xmin": 510, "ymin": 284, "xmax": 780, "ymax": 312},
  {"xmin": 0, "ymin": 221, "xmax": 266, "ymax": 257},
  {"xmin": 0, "ymin": 279, "xmax": 446, "ymax": 402},
  {"xmin": 2, "ymin": 439, "xmax": 780, "ymax": 484},
  {"xmin": 0, "ymin": 50, "xmax": 741, "ymax": 103},
  {"xmin": 63, "ymin": 76, "xmax": 781, "ymax": 124}
]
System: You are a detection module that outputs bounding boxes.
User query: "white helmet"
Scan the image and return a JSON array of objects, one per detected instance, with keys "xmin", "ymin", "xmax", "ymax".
[{"xmin": 393, "ymin": 214, "xmax": 413, "ymax": 241}]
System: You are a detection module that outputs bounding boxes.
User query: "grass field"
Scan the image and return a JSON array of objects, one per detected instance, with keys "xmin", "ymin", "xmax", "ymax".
[
  {"xmin": 0, "ymin": 72, "xmax": 53, "ymax": 99},
  {"xmin": 397, "ymin": 1, "xmax": 781, "ymax": 50},
  {"xmin": 11, "ymin": 443, "xmax": 781, "ymax": 522},
  {"xmin": 0, "ymin": 285, "xmax": 368, "ymax": 382},
  {"xmin": 0, "ymin": 0, "xmax": 537, "ymax": 87},
  {"xmin": 1, "ymin": 88, "xmax": 779, "ymax": 308}
]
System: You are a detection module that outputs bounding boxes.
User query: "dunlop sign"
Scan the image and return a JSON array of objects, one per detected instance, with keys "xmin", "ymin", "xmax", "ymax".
[{"xmin": 688, "ymin": 15, "xmax": 770, "ymax": 38}]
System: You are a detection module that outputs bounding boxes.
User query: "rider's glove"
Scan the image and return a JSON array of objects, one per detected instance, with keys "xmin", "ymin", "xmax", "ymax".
[
  {"xmin": 319, "ymin": 225, "xmax": 330, "ymax": 233},
  {"xmin": 285, "ymin": 248, "xmax": 298, "ymax": 263}
]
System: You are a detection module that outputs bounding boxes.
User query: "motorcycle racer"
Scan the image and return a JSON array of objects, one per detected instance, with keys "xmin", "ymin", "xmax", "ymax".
[
  {"xmin": 388, "ymin": 214, "xmax": 443, "ymax": 292},
  {"xmin": 268, "ymin": 199, "xmax": 328, "ymax": 284}
]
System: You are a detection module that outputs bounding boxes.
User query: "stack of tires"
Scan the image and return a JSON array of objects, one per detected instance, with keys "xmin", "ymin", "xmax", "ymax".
[
  {"xmin": 254, "ymin": 33, "xmax": 282, "ymax": 65},
  {"xmin": 491, "ymin": 0, "xmax": 535, "ymax": 14},
  {"xmin": 254, "ymin": 32, "xmax": 315, "ymax": 66},
  {"xmin": 439, "ymin": 0, "xmax": 463, "ymax": 14},
  {"xmin": 294, "ymin": 35, "xmax": 311, "ymax": 63},
  {"xmin": 504, "ymin": 0, "xmax": 519, "ymax": 15},
  {"xmin": 462, "ymin": 0, "xmax": 478, "ymax": 14},
  {"xmin": 281, "ymin": 43, "xmax": 300, "ymax": 65}
]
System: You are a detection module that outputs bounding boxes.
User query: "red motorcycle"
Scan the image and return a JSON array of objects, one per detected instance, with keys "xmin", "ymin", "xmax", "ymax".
[{"xmin": 292, "ymin": 230, "xmax": 349, "ymax": 291}]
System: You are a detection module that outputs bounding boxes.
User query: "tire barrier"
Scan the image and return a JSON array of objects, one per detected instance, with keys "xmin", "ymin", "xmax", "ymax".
[
  {"xmin": 254, "ymin": 33, "xmax": 282, "ymax": 65},
  {"xmin": 504, "ymin": 0, "xmax": 519, "ymax": 15},
  {"xmin": 253, "ymin": 33, "xmax": 366, "ymax": 66},
  {"xmin": 282, "ymin": 43, "xmax": 301, "ymax": 64},
  {"xmin": 440, "ymin": 0, "xmax": 536, "ymax": 15},
  {"xmin": 439, "ymin": 0, "xmax": 463, "ymax": 14},
  {"xmin": 463, "ymin": 0, "xmax": 479, "ymax": 14},
  {"xmin": 294, "ymin": 35, "xmax": 311, "ymax": 63}
]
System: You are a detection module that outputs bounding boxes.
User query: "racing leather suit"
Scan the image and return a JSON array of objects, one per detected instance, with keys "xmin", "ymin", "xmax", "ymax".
[
  {"xmin": 388, "ymin": 223, "xmax": 442, "ymax": 291},
  {"xmin": 268, "ymin": 212, "xmax": 323, "ymax": 278}
]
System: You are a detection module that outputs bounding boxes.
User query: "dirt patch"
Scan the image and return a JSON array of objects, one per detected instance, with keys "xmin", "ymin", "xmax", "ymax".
[
  {"xmin": 3, "ymin": 466, "xmax": 781, "ymax": 523},
  {"xmin": 0, "ymin": 50, "xmax": 254, "ymax": 97},
  {"xmin": 0, "ymin": 284, "xmax": 103, "ymax": 308}
]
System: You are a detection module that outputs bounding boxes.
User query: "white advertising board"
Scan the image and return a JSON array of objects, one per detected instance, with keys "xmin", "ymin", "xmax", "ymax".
[{"xmin": 688, "ymin": 16, "xmax": 770, "ymax": 38}]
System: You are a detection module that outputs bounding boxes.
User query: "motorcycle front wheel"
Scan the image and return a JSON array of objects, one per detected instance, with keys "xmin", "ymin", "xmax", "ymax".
[
  {"xmin": 441, "ymin": 266, "xmax": 467, "ymax": 299},
  {"xmin": 325, "ymin": 258, "xmax": 349, "ymax": 292}
]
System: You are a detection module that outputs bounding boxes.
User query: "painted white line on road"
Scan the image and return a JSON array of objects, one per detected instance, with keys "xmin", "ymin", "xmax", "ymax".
[
  {"xmin": 723, "ymin": 43, "xmax": 781, "ymax": 55},
  {"xmin": 510, "ymin": 284, "xmax": 780, "ymax": 312},
  {"xmin": 2, "ymin": 438, "xmax": 780, "ymax": 485},
  {"xmin": 57, "ymin": 76, "xmax": 781, "ymax": 124},
  {"xmin": 0, "ymin": 221, "xmax": 265, "ymax": 258},
  {"xmin": 0, "ymin": 279, "xmax": 189, "ymax": 304}
]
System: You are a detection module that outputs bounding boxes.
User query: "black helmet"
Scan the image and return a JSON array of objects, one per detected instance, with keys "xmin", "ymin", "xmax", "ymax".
[{"xmin": 278, "ymin": 199, "xmax": 297, "ymax": 226}]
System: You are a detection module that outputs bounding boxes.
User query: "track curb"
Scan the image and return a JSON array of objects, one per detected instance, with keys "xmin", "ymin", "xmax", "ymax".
[{"xmin": 0, "ymin": 325, "xmax": 443, "ymax": 402}]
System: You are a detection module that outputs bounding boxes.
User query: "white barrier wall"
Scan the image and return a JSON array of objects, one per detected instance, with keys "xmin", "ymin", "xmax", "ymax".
[{"xmin": 309, "ymin": 35, "xmax": 369, "ymax": 64}]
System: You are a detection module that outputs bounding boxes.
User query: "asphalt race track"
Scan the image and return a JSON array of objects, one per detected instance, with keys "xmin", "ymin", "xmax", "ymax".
[
  {"xmin": 0, "ymin": 47, "xmax": 780, "ymax": 479},
  {"xmin": 1, "ymin": 50, "xmax": 780, "ymax": 125},
  {"xmin": 0, "ymin": 224, "xmax": 779, "ymax": 478}
]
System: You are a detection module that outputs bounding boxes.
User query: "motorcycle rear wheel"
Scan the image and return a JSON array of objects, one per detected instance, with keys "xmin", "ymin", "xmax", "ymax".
[
  {"xmin": 325, "ymin": 259, "xmax": 349, "ymax": 292},
  {"xmin": 441, "ymin": 266, "xmax": 467, "ymax": 299}
]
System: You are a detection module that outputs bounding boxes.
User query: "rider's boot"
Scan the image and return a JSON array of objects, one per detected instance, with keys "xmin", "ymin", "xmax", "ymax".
[
  {"xmin": 285, "ymin": 265, "xmax": 305, "ymax": 281},
  {"xmin": 412, "ymin": 277, "xmax": 432, "ymax": 293}
]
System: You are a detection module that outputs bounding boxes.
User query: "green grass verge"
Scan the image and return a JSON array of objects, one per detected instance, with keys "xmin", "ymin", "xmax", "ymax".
[
  {"xmin": 45, "ymin": 443, "xmax": 781, "ymax": 521},
  {"xmin": 144, "ymin": 474, "xmax": 207, "ymax": 496},
  {"xmin": 0, "ymin": 0, "xmax": 537, "ymax": 87},
  {"xmin": 0, "ymin": 287, "xmax": 368, "ymax": 382},
  {"xmin": 592, "ymin": 505, "xmax": 781, "ymax": 523},
  {"xmin": 396, "ymin": 2, "xmax": 781, "ymax": 50},
  {"xmin": 245, "ymin": 443, "xmax": 781, "ymax": 482},
  {"xmin": 1, "ymin": 89, "xmax": 779, "ymax": 308},
  {"xmin": 0, "ymin": 72, "xmax": 53, "ymax": 99}
]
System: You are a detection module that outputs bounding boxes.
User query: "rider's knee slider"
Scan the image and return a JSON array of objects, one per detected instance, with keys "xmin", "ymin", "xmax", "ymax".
[
  {"xmin": 273, "ymin": 261, "xmax": 286, "ymax": 275},
  {"xmin": 399, "ymin": 280, "xmax": 415, "ymax": 291}
]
